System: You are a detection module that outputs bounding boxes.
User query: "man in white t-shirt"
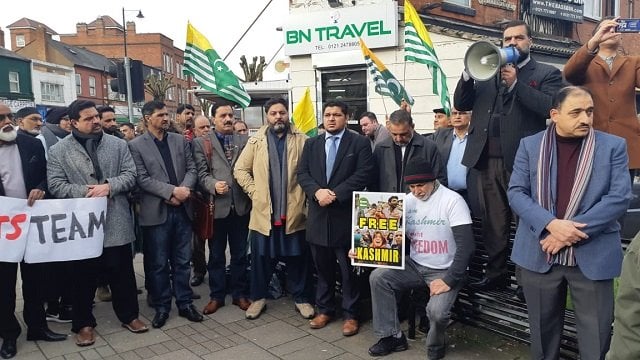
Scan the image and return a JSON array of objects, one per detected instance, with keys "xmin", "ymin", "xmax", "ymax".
[{"xmin": 365, "ymin": 157, "xmax": 475, "ymax": 359}]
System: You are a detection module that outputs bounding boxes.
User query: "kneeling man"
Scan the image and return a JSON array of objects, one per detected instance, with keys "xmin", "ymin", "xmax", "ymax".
[{"xmin": 366, "ymin": 157, "xmax": 474, "ymax": 359}]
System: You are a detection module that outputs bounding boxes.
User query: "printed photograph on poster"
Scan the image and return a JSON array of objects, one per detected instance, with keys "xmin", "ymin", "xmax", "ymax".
[{"xmin": 351, "ymin": 191, "xmax": 405, "ymax": 269}]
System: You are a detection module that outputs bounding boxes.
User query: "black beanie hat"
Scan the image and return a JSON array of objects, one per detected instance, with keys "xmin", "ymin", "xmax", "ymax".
[
  {"xmin": 45, "ymin": 107, "xmax": 68, "ymax": 125},
  {"xmin": 15, "ymin": 107, "xmax": 39, "ymax": 120},
  {"xmin": 404, "ymin": 157, "xmax": 436, "ymax": 184}
]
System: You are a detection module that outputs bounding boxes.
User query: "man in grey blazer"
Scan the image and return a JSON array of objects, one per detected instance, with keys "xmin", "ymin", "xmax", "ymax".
[
  {"xmin": 128, "ymin": 101, "xmax": 202, "ymax": 329},
  {"xmin": 431, "ymin": 108, "xmax": 471, "ymax": 202},
  {"xmin": 508, "ymin": 87, "xmax": 632, "ymax": 359},
  {"xmin": 47, "ymin": 100, "xmax": 147, "ymax": 347},
  {"xmin": 454, "ymin": 20, "xmax": 563, "ymax": 290},
  {"xmin": 193, "ymin": 102, "xmax": 251, "ymax": 315}
]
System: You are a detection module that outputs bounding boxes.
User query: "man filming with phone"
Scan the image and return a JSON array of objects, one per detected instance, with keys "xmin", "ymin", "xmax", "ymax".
[
  {"xmin": 454, "ymin": 20, "xmax": 563, "ymax": 291},
  {"xmin": 564, "ymin": 16, "xmax": 640, "ymax": 186}
]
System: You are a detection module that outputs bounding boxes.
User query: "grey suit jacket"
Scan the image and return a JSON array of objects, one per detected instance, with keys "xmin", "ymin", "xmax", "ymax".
[
  {"xmin": 128, "ymin": 131, "xmax": 197, "ymax": 226},
  {"xmin": 47, "ymin": 133, "xmax": 137, "ymax": 248},
  {"xmin": 509, "ymin": 130, "xmax": 632, "ymax": 280},
  {"xmin": 193, "ymin": 132, "xmax": 250, "ymax": 219}
]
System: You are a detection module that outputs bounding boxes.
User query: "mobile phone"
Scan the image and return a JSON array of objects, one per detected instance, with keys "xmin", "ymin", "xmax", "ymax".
[{"xmin": 616, "ymin": 19, "xmax": 640, "ymax": 33}]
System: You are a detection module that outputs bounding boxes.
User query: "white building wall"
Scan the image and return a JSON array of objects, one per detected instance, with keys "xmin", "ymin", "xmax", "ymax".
[
  {"xmin": 31, "ymin": 60, "xmax": 76, "ymax": 107},
  {"xmin": 289, "ymin": 29, "xmax": 473, "ymax": 134}
]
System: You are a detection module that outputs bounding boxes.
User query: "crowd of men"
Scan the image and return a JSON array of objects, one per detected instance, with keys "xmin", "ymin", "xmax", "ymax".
[{"xmin": 0, "ymin": 17, "xmax": 639, "ymax": 360}]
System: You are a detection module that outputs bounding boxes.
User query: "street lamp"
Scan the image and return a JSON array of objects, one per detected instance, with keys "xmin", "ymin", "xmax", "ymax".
[{"xmin": 122, "ymin": 8, "xmax": 144, "ymax": 123}]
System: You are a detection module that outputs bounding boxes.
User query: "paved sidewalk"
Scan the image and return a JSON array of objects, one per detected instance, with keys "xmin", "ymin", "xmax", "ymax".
[{"xmin": 12, "ymin": 256, "xmax": 529, "ymax": 360}]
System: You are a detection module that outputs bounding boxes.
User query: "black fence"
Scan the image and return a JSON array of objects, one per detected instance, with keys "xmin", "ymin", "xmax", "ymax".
[{"xmin": 454, "ymin": 182, "xmax": 639, "ymax": 359}]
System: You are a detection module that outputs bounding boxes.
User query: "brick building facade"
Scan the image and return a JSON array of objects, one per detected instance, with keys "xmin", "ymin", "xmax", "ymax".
[{"xmin": 60, "ymin": 16, "xmax": 196, "ymax": 115}]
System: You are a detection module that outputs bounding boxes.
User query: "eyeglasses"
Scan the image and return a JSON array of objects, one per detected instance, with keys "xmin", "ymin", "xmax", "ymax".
[
  {"xmin": 0, "ymin": 114, "xmax": 13, "ymax": 121},
  {"xmin": 451, "ymin": 111, "xmax": 470, "ymax": 116}
]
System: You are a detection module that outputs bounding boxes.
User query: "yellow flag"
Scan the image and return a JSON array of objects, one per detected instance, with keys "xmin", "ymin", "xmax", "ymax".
[{"xmin": 292, "ymin": 88, "xmax": 317, "ymax": 136}]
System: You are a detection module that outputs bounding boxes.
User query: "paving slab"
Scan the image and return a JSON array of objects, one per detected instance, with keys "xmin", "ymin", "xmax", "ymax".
[
  {"xmin": 9, "ymin": 254, "xmax": 531, "ymax": 360},
  {"xmin": 241, "ymin": 320, "xmax": 309, "ymax": 349}
]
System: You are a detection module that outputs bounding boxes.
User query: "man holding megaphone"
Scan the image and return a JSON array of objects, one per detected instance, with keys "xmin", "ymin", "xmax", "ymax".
[{"xmin": 454, "ymin": 20, "xmax": 563, "ymax": 291}]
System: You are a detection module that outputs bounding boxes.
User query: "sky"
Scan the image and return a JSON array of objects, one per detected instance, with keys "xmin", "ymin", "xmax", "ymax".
[{"xmin": 0, "ymin": 0, "xmax": 289, "ymax": 80}]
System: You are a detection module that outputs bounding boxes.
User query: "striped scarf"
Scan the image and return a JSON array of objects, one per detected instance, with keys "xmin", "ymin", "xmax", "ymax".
[{"xmin": 536, "ymin": 123, "xmax": 595, "ymax": 266}]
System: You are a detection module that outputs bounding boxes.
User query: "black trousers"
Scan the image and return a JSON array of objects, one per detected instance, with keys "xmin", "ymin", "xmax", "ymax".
[
  {"xmin": 45, "ymin": 261, "xmax": 74, "ymax": 313},
  {"xmin": 309, "ymin": 244, "xmax": 359, "ymax": 319},
  {"xmin": 191, "ymin": 233, "xmax": 207, "ymax": 276},
  {"xmin": 0, "ymin": 261, "xmax": 48, "ymax": 340},
  {"xmin": 71, "ymin": 244, "xmax": 139, "ymax": 333},
  {"xmin": 477, "ymin": 157, "xmax": 513, "ymax": 280}
]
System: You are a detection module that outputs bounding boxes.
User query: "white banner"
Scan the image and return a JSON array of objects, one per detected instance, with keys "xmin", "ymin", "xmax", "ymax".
[
  {"xmin": 0, "ymin": 197, "xmax": 31, "ymax": 262},
  {"xmin": 0, "ymin": 196, "xmax": 107, "ymax": 263}
]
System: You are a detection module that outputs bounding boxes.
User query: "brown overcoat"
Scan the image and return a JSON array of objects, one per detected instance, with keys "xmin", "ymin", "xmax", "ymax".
[{"xmin": 563, "ymin": 44, "xmax": 640, "ymax": 169}]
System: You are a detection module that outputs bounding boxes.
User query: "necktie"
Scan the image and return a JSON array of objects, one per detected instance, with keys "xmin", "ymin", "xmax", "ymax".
[
  {"xmin": 326, "ymin": 136, "xmax": 338, "ymax": 182},
  {"xmin": 223, "ymin": 135, "xmax": 234, "ymax": 164}
]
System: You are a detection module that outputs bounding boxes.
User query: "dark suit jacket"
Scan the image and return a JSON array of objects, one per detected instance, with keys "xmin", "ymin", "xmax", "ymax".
[
  {"xmin": 454, "ymin": 57, "xmax": 563, "ymax": 172},
  {"xmin": 371, "ymin": 133, "xmax": 445, "ymax": 192},
  {"xmin": 431, "ymin": 128, "xmax": 455, "ymax": 166},
  {"xmin": 0, "ymin": 133, "xmax": 47, "ymax": 196},
  {"xmin": 297, "ymin": 130, "xmax": 374, "ymax": 247},
  {"xmin": 128, "ymin": 131, "xmax": 197, "ymax": 226}
]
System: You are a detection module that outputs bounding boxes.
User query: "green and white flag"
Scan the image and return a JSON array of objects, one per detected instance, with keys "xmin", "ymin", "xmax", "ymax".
[
  {"xmin": 360, "ymin": 38, "xmax": 414, "ymax": 106},
  {"xmin": 404, "ymin": 1, "xmax": 451, "ymax": 115},
  {"xmin": 184, "ymin": 22, "xmax": 250, "ymax": 108}
]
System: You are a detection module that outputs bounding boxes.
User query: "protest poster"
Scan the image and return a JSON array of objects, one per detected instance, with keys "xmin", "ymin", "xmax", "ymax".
[
  {"xmin": 0, "ymin": 196, "xmax": 107, "ymax": 263},
  {"xmin": 351, "ymin": 191, "xmax": 405, "ymax": 269}
]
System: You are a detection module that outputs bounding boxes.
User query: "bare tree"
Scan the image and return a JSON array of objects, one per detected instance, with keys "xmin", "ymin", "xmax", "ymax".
[
  {"xmin": 239, "ymin": 55, "xmax": 267, "ymax": 82},
  {"xmin": 199, "ymin": 98, "xmax": 213, "ymax": 117},
  {"xmin": 145, "ymin": 74, "xmax": 176, "ymax": 101}
]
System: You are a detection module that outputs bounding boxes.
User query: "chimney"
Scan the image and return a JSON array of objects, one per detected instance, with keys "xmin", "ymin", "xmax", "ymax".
[
  {"xmin": 126, "ymin": 21, "xmax": 136, "ymax": 35},
  {"xmin": 0, "ymin": 28, "xmax": 4, "ymax": 48},
  {"xmin": 33, "ymin": 25, "xmax": 48, "ymax": 61},
  {"xmin": 95, "ymin": 17, "xmax": 105, "ymax": 37},
  {"xmin": 76, "ymin": 22, "xmax": 88, "ymax": 35}
]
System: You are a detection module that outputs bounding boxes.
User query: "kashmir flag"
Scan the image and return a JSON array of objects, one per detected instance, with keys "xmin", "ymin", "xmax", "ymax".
[
  {"xmin": 360, "ymin": 38, "xmax": 414, "ymax": 106},
  {"xmin": 403, "ymin": 1, "xmax": 451, "ymax": 115},
  {"xmin": 184, "ymin": 22, "xmax": 251, "ymax": 108},
  {"xmin": 292, "ymin": 88, "xmax": 317, "ymax": 136}
]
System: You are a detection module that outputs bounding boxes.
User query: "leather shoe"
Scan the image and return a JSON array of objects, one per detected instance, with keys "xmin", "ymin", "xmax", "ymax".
[
  {"xmin": 309, "ymin": 314, "xmax": 332, "ymax": 329},
  {"xmin": 203, "ymin": 299, "xmax": 224, "ymax": 315},
  {"xmin": 179, "ymin": 304, "xmax": 204, "ymax": 322},
  {"xmin": 342, "ymin": 319, "xmax": 359, "ymax": 336},
  {"xmin": 513, "ymin": 286, "xmax": 526, "ymax": 302},
  {"xmin": 0, "ymin": 338, "xmax": 16, "ymax": 359},
  {"xmin": 469, "ymin": 276, "xmax": 508, "ymax": 291},
  {"xmin": 190, "ymin": 273, "xmax": 204, "ymax": 287},
  {"xmin": 122, "ymin": 319, "xmax": 149, "ymax": 333},
  {"xmin": 232, "ymin": 298, "xmax": 251, "ymax": 311},
  {"xmin": 27, "ymin": 328, "xmax": 67, "ymax": 342},
  {"xmin": 152, "ymin": 312, "xmax": 169, "ymax": 328},
  {"xmin": 75, "ymin": 327, "xmax": 95, "ymax": 347}
]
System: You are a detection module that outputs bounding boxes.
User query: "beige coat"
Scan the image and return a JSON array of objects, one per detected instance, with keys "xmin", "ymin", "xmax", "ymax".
[
  {"xmin": 233, "ymin": 125, "xmax": 308, "ymax": 236},
  {"xmin": 563, "ymin": 44, "xmax": 640, "ymax": 168}
]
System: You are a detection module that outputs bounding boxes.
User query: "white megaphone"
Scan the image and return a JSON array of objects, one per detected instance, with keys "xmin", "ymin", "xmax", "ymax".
[{"xmin": 464, "ymin": 41, "xmax": 520, "ymax": 82}]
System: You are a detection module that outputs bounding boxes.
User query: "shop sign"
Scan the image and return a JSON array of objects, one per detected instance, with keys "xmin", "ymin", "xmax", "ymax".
[
  {"xmin": 530, "ymin": 0, "xmax": 583, "ymax": 23},
  {"xmin": 478, "ymin": 0, "xmax": 515, "ymax": 11},
  {"xmin": 284, "ymin": 2, "xmax": 398, "ymax": 56}
]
